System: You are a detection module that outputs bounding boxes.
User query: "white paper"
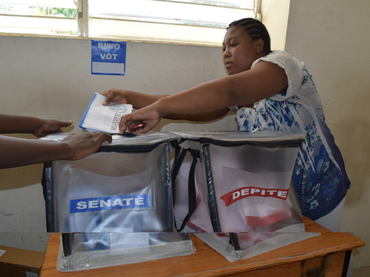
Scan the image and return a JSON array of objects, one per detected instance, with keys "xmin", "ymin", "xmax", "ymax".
[{"xmin": 79, "ymin": 93, "xmax": 133, "ymax": 134}]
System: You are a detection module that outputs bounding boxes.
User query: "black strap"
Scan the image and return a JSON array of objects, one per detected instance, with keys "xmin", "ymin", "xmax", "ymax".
[
  {"xmin": 172, "ymin": 147, "xmax": 200, "ymax": 232},
  {"xmin": 171, "ymin": 147, "xmax": 188, "ymax": 206},
  {"xmin": 229, "ymin": 233, "xmax": 241, "ymax": 251}
]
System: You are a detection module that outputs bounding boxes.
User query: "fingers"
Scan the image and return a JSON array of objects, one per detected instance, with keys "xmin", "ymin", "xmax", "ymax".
[
  {"xmin": 59, "ymin": 120, "xmax": 73, "ymax": 128},
  {"xmin": 119, "ymin": 114, "xmax": 131, "ymax": 134},
  {"xmin": 63, "ymin": 132, "xmax": 112, "ymax": 161},
  {"xmin": 95, "ymin": 132, "xmax": 112, "ymax": 144},
  {"xmin": 101, "ymin": 89, "xmax": 116, "ymax": 106}
]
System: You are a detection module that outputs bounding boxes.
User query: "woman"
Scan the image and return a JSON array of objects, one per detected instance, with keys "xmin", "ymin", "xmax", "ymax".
[{"xmin": 102, "ymin": 18, "xmax": 350, "ymax": 231}]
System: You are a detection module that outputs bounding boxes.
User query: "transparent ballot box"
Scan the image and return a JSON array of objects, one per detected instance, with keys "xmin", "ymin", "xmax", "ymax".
[
  {"xmin": 195, "ymin": 231, "xmax": 319, "ymax": 262},
  {"xmin": 42, "ymin": 132, "xmax": 180, "ymax": 233},
  {"xmin": 172, "ymin": 130, "xmax": 306, "ymax": 233},
  {"xmin": 57, "ymin": 232, "xmax": 195, "ymax": 272}
]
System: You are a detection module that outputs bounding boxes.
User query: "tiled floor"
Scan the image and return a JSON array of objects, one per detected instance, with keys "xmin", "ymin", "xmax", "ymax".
[{"xmin": 353, "ymin": 267, "xmax": 370, "ymax": 277}]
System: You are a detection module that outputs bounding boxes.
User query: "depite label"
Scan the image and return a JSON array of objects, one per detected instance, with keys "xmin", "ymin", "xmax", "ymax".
[
  {"xmin": 220, "ymin": 187, "xmax": 289, "ymax": 207},
  {"xmin": 70, "ymin": 195, "xmax": 151, "ymax": 213}
]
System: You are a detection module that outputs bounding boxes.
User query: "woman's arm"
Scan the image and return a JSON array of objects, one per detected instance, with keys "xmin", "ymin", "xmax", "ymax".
[
  {"xmin": 120, "ymin": 61, "xmax": 288, "ymax": 133},
  {"xmin": 101, "ymin": 89, "xmax": 230, "ymax": 121},
  {"xmin": 0, "ymin": 132, "xmax": 112, "ymax": 169},
  {"xmin": 102, "ymin": 89, "xmax": 167, "ymax": 110},
  {"xmin": 156, "ymin": 61, "xmax": 287, "ymax": 116}
]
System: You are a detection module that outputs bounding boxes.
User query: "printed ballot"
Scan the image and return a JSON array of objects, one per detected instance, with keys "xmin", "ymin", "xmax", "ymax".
[{"xmin": 79, "ymin": 93, "xmax": 132, "ymax": 133}]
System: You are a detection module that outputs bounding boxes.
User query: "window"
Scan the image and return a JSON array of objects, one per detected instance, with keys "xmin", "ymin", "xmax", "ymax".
[
  {"xmin": 0, "ymin": 0, "xmax": 260, "ymax": 46},
  {"xmin": 0, "ymin": 0, "xmax": 78, "ymax": 36}
]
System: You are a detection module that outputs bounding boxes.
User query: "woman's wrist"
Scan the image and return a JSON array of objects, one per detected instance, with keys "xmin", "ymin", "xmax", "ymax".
[{"xmin": 155, "ymin": 97, "xmax": 171, "ymax": 118}]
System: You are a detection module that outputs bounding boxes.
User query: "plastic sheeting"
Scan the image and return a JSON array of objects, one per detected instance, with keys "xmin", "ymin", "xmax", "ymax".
[
  {"xmin": 57, "ymin": 232, "xmax": 195, "ymax": 272},
  {"xmin": 172, "ymin": 130, "xmax": 306, "ymax": 233},
  {"xmin": 42, "ymin": 132, "xmax": 180, "ymax": 233}
]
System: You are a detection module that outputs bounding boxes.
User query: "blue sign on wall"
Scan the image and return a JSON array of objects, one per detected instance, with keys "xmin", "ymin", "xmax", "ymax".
[{"xmin": 91, "ymin": 40, "xmax": 126, "ymax": 76}]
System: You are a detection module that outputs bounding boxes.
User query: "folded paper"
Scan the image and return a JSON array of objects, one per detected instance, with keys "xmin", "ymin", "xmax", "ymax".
[{"xmin": 79, "ymin": 93, "xmax": 132, "ymax": 133}]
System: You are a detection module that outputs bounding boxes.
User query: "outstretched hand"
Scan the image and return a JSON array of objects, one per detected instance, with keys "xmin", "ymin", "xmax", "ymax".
[
  {"xmin": 119, "ymin": 107, "xmax": 162, "ymax": 134},
  {"xmin": 33, "ymin": 119, "xmax": 73, "ymax": 138},
  {"xmin": 62, "ymin": 132, "xmax": 112, "ymax": 160}
]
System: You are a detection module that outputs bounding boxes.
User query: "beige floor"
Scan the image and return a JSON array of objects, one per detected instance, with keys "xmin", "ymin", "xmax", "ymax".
[{"xmin": 353, "ymin": 267, "xmax": 370, "ymax": 277}]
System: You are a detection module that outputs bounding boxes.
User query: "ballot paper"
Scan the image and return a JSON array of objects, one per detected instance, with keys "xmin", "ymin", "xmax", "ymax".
[{"xmin": 79, "ymin": 92, "xmax": 133, "ymax": 133}]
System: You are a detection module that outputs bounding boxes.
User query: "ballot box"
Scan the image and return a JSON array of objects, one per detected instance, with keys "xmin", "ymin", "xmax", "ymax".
[
  {"xmin": 195, "ymin": 231, "xmax": 319, "ymax": 262},
  {"xmin": 56, "ymin": 232, "xmax": 195, "ymax": 272},
  {"xmin": 171, "ymin": 130, "xmax": 306, "ymax": 233},
  {"xmin": 42, "ymin": 132, "xmax": 180, "ymax": 233}
]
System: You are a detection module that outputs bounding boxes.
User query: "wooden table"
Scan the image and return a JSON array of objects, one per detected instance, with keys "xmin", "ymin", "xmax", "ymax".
[{"xmin": 40, "ymin": 217, "xmax": 364, "ymax": 277}]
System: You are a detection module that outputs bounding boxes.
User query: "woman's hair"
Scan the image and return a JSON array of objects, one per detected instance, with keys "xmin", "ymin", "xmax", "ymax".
[{"xmin": 227, "ymin": 18, "xmax": 272, "ymax": 54}]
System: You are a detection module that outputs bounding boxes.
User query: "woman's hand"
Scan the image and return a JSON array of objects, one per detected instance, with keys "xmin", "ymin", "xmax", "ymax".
[
  {"xmin": 101, "ymin": 89, "xmax": 129, "ymax": 106},
  {"xmin": 101, "ymin": 89, "xmax": 170, "ymax": 110},
  {"xmin": 33, "ymin": 119, "xmax": 73, "ymax": 138},
  {"xmin": 119, "ymin": 106, "xmax": 162, "ymax": 134}
]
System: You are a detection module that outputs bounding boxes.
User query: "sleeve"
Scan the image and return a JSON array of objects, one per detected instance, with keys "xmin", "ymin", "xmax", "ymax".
[{"xmin": 251, "ymin": 51, "xmax": 305, "ymax": 101}]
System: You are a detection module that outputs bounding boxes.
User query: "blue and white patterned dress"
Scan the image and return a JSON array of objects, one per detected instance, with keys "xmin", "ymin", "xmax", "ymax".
[{"xmin": 232, "ymin": 51, "xmax": 350, "ymax": 220}]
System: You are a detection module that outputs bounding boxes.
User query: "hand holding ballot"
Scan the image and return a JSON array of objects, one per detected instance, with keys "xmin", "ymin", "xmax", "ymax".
[
  {"xmin": 79, "ymin": 92, "xmax": 133, "ymax": 134},
  {"xmin": 119, "ymin": 104, "xmax": 162, "ymax": 134},
  {"xmin": 101, "ymin": 89, "xmax": 167, "ymax": 110},
  {"xmin": 99, "ymin": 89, "xmax": 164, "ymax": 134}
]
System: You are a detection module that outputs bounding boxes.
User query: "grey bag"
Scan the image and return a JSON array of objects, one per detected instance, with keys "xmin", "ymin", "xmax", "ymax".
[{"xmin": 42, "ymin": 132, "xmax": 181, "ymax": 233}]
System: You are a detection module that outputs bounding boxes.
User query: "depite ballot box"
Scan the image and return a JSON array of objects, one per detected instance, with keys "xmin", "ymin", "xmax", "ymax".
[
  {"xmin": 42, "ymin": 132, "xmax": 180, "ymax": 233},
  {"xmin": 172, "ymin": 130, "xmax": 306, "ymax": 233}
]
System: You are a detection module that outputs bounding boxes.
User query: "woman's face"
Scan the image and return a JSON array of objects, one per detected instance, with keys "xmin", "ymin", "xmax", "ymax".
[{"xmin": 222, "ymin": 26, "xmax": 263, "ymax": 75}]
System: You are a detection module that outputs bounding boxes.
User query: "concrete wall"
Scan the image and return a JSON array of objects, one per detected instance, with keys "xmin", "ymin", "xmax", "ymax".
[{"xmin": 285, "ymin": 0, "xmax": 370, "ymax": 269}]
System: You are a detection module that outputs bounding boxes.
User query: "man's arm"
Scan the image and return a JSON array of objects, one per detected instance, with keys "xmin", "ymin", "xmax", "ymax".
[
  {"xmin": 0, "ymin": 113, "xmax": 72, "ymax": 137},
  {"xmin": 0, "ymin": 132, "xmax": 111, "ymax": 169}
]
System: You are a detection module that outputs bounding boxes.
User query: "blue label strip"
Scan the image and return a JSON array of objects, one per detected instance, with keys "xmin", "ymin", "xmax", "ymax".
[
  {"xmin": 78, "ymin": 93, "xmax": 98, "ymax": 130},
  {"xmin": 70, "ymin": 194, "xmax": 151, "ymax": 213}
]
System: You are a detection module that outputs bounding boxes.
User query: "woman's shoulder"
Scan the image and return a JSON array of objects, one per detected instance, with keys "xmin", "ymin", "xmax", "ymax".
[
  {"xmin": 255, "ymin": 52, "xmax": 309, "ymax": 101},
  {"xmin": 257, "ymin": 51, "xmax": 303, "ymax": 68},
  {"xmin": 252, "ymin": 52, "xmax": 306, "ymax": 83}
]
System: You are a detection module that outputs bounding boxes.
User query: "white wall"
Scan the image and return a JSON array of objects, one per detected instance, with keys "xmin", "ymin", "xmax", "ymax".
[
  {"xmin": 285, "ymin": 0, "xmax": 370, "ymax": 269},
  {"xmin": 261, "ymin": 0, "xmax": 291, "ymax": 51},
  {"xmin": 0, "ymin": 36, "xmax": 235, "ymax": 250}
]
